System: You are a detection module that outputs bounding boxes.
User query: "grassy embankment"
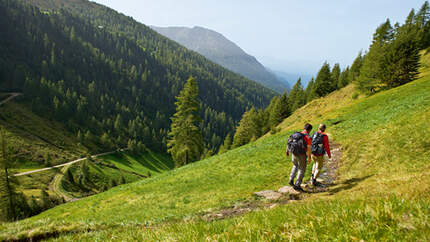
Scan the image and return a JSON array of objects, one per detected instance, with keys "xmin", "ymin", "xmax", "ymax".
[
  {"xmin": 0, "ymin": 100, "xmax": 173, "ymax": 201},
  {"xmin": 60, "ymin": 151, "xmax": 174, "ymax": 198},
  {"xmin": 1, "ymin": 54, "xmax": 429, "ymax": 240},
  {"xmin": 0, "ymin": 101, "xmax": 85, "ymax": 199}
]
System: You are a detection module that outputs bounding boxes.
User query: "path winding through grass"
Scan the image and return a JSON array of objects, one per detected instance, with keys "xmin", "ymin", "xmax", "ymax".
[
  {"xmin": 0, "ymin": 92, "xmax": 21, "ymax": 106},
  {"xmin": 13, "ymin": 149, "xmax": 125, "ymax": 177}
]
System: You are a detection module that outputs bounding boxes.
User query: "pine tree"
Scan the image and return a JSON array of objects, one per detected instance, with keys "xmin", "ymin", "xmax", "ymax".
[
  {"xmin": 262, "ymin": 96, "xmax": 278, "ymax": 134},
  {"xmin": 278, "ymin": 91, "xmax": 291, "ymax": 119},
  {"xmin": 331, "ymin": 63, "xmax": 341, "ymax": 90},
  {"xmin": 348, "ymin": 51, "xmax": 363, "ymax": 83},
  {"xmin": 218, "ymin": 133, "xmax": 232, "ymax": 154},
  {"xmin": 338, "ymin": 67, "xmax": 350, "ymax": 89},
  {"xmin": 268, "ymin": 97, "xmax": 283, "ymax": 130},
  {"xmin": 65, "ymin": 168, "xmax": 74, "ymax": 184},
  {"xmin": 0, "ymin": 128, "xmax": 15, "ymax": 221},
  {"xmin": 384, "ymin": 13, "xmax": 421, "ymax": 87},
  {"xmin": 313, "ymin": 62, "xmax": 333, "ymax": 97},
  {"xmin": 167, "ymin": 77, "xmax": 204, "ymax": 167},
  {"xmin": 415, "ymin": 1, "xmax": 430, "ymax": 49},
  {"xmin": 28, "ymin": 196, "xmax": 41, "ymax": 215},
  {"xmin": 40, "ymin": 189, "xmax": 52, "ymax": 210},
  {"xmin": 232, "ymin": 108, "xmax": 262, "ymax": 147},
  {"xmin": 81, "ymin": 160, "xmax": 90, "ymax": 184},
  {"xmin": 357, "ymin": 19, "xmax": 394, "ymax": 93},
  {"xmin": 305, "ymin": 78, "xmax": 316, "ymax": 103},
  {"xmin": 288, "ymin": 78, "xmax": 305, "ymax": 112}
]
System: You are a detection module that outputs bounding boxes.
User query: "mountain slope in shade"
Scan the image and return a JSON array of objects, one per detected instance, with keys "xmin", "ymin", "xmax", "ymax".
[{"xmin": 152, "ymin": 26, "xmax": 289, "ymax": 93}]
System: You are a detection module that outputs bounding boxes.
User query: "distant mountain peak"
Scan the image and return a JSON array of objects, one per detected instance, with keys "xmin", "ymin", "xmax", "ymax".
[{"xmin": 152, "ymin": 26, "xmax": 289, "ymax": 93}]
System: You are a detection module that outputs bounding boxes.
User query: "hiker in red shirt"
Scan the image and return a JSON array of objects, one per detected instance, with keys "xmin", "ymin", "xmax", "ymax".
[
  {"xmin": 311, "ymin": 124, "xmax": 331, "ymax": 186},
  {"xmin": 286, "ymin": 123, "xmax": 312, "ymax": 191}
]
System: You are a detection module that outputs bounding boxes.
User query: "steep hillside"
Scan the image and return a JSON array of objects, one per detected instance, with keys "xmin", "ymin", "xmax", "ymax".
[
  {"xmin": 1, "ymin": 0, "xmax": 276, "ymax": 154},
  {"xmin": 2, "ymin": 53, "xmax": 429, "ymax": 241},
  {"xmin": 152, "ymin": 26, "xmax": 289, "ymax": 93}
]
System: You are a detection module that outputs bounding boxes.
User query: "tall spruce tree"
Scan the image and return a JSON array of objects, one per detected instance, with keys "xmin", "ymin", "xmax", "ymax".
[
  {"xmin": 288, "ymin": 78, "xmax": 306, "ymax": 112},
  {"xmin": 331, "ymin": 63, "xmax": 341, "ymax": 90},
  {"xmin": 415, "ymin": 1, "xmax": 430, "ymax": 48},
  {"xmin": 338, "ymin": 67, "xmax": 350, "ymax": 89},
  {"xmin": 305, "ymin": 78, "xmax": 316, "ymax": 103},
  {"xmin": 232, "ymin": 107, "xmax": 262, "ymax": 148},
  {"xmin": 167, "ymin": 77, "xmax": 204, "ymax": 167},
  {"xmin": 384, "ymin": 11, "xmax": 421, "ymax": 87},
  {"xmin": 349, "ymin": 51, "xmax": 364, "ymax": 84},
  {"xmin": 268, "ymin": 97, "xmax": 283, "ymax": 130},
  {"xmin": 0, "ymin": 128, "xmax": 15, "ymax": 221},
  {"xmin": 278, "ymin": 91, "xmax": 291, "ymax": 119},
  {"xmin": 357, "ymin": 19, "xmax": 394, "ymax": 93},
  {"xmin": 313, "ymin": 62, "xmax": 334, "ymax": 97},
  {"xmin": 217, "ymin": 133, "xmax": 232, "ymax": 154}
]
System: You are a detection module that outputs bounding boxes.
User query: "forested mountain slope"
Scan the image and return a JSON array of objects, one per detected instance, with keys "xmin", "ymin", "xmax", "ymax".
[
  {"xmin": 152, "ymin": 26, "xmax": 289, "ymax": 93},
  {"xmin": 2, "ymin": 49, "xmax": 429, "ymax": 242},
  {"xmin": 0, "ymin": 0, "xmax": 276, "ymax": 155}
]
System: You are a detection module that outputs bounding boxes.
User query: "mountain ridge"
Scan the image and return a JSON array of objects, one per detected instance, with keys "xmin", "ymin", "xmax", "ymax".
[{"xmin": 152, "ymin": 25, "xmax": 290, "ymax": 93}]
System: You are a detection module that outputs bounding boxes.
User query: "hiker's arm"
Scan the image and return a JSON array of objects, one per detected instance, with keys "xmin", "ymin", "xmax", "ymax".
[{"xmin": 324, "ymin": 135, "xmax": 331, "ymax": 158}]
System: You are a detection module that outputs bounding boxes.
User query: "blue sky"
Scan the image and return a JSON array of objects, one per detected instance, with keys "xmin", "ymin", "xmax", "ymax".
[{"xmin": 92, "ymin": 0, "xmax": 426, "ymax": 77}]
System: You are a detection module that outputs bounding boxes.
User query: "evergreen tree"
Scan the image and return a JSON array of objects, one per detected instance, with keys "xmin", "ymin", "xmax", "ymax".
[
  {"xmin": 167, "ymin": 77, "xmax": 204, "ymax": 167},
  {"xmin": 288, "ymin": 78, "xmax": 306, "ymax": 112},
  {"xmin": 338, "ymin": 67, "xmax": 350, "ymax": 89},
  {"xmin": 81, "ymin": 161, "xmax": 90, "ymax": 184},
  {"xmin": 65, "ymin": 168, "xmax": 74, "ymax": 184},
  {"xmin": 28, "ymin": 196, "xmax": 41, "ymax": 215},
  {"xmin": 384, "ymin": 13, "xmax": 421, "ymax": 87},
  {"xmin": 331, "ymin": 63, "xmax": 341, "ymax": 90},
  {"xmin": 419, "ymin": 1, "xmax": 430, "ymax": 48},
  {"xmin": 40, "ymin": 189, "xmax": 52, "ymax": 210},
  {"xmin": 348, "ymin": 51, "xmax": 364, "ymax": 84},
  {"xmin": 313, "ymin": 62, "xmax": 334, "ymax": 97},
  {"xmin": 278, "ymin": 91, "xmax": 291, "ymax": 119},
  {"xmin": 268, "ymin": 97, "xmax": 283, "ymax": 131},
  {"xmin": 262, "ymin": 96, "xmax": 278, "ymax": 134},
  {"xmin": 358, "ymin": 15, "xmax": 420, "ymax": 93},
  {"xmin": 232, "ymin": 108, "xmax": 262, "ymax": 147},
  {"xmin": 357, "ymin": 19, "xmax": 394, "ymax": 93},
  {"xmin": 0, "ymin": 128, "xmax": 15, "ymax": 221},
  {"xmin": 218, "ymin": 133, "xmax": 232, "ymax": 154},
  {"xmin": 305, "ymin": 78, "xmax": 316, "ymax": 103}
]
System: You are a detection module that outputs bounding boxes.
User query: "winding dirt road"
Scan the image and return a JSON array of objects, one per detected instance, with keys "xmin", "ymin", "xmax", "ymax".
[
  {"xmin": 0, "ymin": 93, "xmax": 22, "ymax": 106},
  {"xmin": 13, "ymin": 150, "xmax": 123, "ymax": 177}
]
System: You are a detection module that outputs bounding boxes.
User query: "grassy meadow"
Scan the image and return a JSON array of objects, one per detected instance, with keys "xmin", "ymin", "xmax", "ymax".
[{"xmin": 1, "ymin": 54, "xmax": 430, "ymax": 240}]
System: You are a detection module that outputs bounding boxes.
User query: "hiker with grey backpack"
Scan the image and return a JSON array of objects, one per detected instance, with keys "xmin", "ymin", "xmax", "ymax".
[
  {"xmin": 286, "ymin": 123, "xmax": 312, "ymax": 192},
  {"xmin": 311, "ymin": 124, "xmax": 331, "ymax": 186}
]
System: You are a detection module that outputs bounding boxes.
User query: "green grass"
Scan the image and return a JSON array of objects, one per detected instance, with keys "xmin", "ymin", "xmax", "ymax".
[
  {"xmin": 1, "ymin": 55, "xmax": 430, "ymax": 240},
  {"xmin": 60, "ymin": 151, "xmax": 174, "ymax": 198},
  {"xmin": 100, "ymin": 150, "xmax": 174, "ymax": 175},
  {"xmin": 0, "ymin": 102, "xmax": 85, "ymax": 168}
]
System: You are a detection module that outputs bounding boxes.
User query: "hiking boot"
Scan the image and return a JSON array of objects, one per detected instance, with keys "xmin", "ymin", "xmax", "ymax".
[
  {"xmin": 293, "ymin": 185, "xmax": 305, "ymax": 192},
  {"xmin": 289, "ymin": 180, "xmax": 294, "ymax": 187}
]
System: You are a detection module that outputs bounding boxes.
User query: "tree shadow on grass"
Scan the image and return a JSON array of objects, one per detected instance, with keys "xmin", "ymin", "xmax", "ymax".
[{"xmin": 327, "ymin": 174, "xmax": 374, "ymax": 195}]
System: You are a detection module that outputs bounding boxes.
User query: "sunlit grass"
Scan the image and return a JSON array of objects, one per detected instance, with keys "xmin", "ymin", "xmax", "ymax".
[{"xmin": 1, "ymin": 54, "xmax": 430, "ymax": 241}]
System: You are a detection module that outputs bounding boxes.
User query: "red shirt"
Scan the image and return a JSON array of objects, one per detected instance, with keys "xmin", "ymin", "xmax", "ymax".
[
  {"xmin": 314, "ymin": 131, "xmax": 331, "ymax": 157},
  {"xmin": 301, "ymin": 130, "xmax": 312, "ymax": 146}
]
